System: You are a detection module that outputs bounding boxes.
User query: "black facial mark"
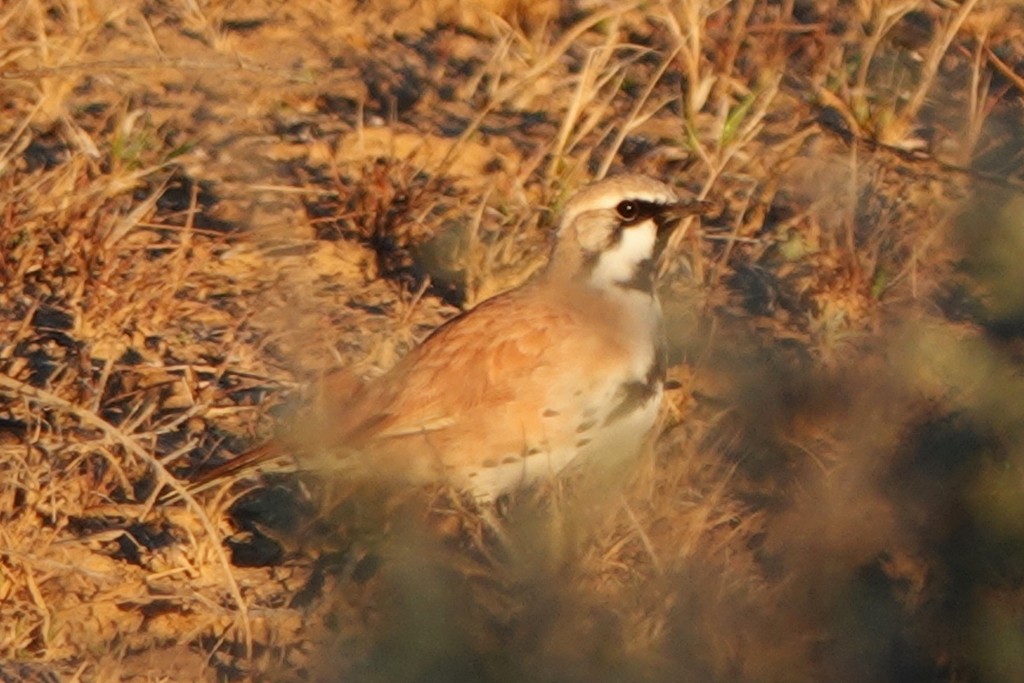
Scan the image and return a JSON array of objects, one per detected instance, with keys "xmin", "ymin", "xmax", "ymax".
[
  {"xmin": 616, "ymin": 258, "xmax": 656, "ymax": 294},
  {"xmin": 603, "ymin": 353, "xmax": 666, "ymax": 426}
]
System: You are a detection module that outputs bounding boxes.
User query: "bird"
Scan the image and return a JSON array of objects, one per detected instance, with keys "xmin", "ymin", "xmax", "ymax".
[{"xmin": 191, "ymin": 174, "xmax": 709, "ymax": 502}]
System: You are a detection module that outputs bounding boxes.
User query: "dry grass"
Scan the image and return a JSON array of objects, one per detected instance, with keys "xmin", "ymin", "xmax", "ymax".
[{"xmin": 2, "ymin": 0, "xmax": 1024, "ymax": 681}]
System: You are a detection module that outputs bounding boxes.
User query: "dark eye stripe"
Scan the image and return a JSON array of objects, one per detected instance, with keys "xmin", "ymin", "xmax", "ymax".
[{"xmin": 617, "ymin": 200, "xmax": 671, "ymax": 226}]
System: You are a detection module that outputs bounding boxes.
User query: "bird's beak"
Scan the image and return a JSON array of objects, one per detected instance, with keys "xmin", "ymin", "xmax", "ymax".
[{"xmin": 655, "ymin": 198, "xmax": 716, "ymax": 236}]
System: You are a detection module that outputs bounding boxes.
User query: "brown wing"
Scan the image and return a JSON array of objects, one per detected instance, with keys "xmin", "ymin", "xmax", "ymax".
[
  {"xmin": 311, "ymin": 282, "xmax": 639, "ymax": 479},
  {"xmin": 333, "ymin": 285, "xmax": 570, "ymax": 442}
]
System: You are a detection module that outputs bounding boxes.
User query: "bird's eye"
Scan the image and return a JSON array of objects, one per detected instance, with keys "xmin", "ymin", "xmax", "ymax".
[{"xmin": 616, "ymin": 200, "xmax": 639, "ymax": 221}]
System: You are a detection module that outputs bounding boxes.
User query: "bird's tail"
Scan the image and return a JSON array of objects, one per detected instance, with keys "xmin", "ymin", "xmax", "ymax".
[{"xmin": 164, "ymin": 440, "xmax": 296, "ymax": 502}]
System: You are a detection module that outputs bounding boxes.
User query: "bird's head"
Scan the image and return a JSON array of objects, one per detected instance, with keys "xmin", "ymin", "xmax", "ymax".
[{"xmin": 550, "ymin": 174, "xmax": 707, "ymax": 292}]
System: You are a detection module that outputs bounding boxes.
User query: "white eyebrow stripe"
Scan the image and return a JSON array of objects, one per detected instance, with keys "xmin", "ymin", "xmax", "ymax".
[{"xmin": 571, "ymin": 194, "xmax": 675, "ymax": 215}]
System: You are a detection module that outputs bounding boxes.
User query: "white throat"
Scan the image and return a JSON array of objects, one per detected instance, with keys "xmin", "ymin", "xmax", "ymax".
[{"xmin": 588, "ymin": 220, "xmax": 657, "ymax": 288}]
